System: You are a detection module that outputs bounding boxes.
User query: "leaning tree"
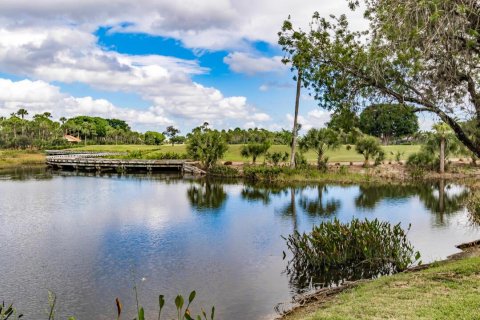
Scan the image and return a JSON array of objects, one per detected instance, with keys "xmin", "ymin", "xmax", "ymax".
[{"xmin": 279, "ymin": 0, "xmax": 480, "ymax": 156}]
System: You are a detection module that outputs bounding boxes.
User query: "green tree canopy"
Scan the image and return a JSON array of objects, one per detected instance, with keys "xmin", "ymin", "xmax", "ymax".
[
  {"xmin": 186, "ymin": 128, "xmax": 228, "ymax": 169},
  {"xmin": 278, "ymin": 0, "xmax": 480, "ymax": 157},
  {"xmin": 144, "ymin": 131, "xmax": 165, "ymax": 145},
  {"xmin": 359, "ymin": 104, "xmax": 419, "ymax": 144}
]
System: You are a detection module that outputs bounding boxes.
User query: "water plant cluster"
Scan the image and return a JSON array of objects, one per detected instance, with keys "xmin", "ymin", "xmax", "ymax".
[{"xmin": 284, "ymin": 218, "xmax": 421, "ymax": 289}]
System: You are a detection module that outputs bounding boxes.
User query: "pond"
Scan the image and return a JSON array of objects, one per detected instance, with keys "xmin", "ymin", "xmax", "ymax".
[{"xmin": 0, "ymin": 168, "xmax": 478, "ymax": 320}]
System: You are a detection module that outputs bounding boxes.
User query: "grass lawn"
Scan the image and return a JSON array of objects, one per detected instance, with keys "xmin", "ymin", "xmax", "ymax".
[
  {"xmin": 70, "ymin": 144, "xmax": 421, "ymax": 163},
  {"xmin": 285, "ymin": 256, "xmax": 480, "ymax": 320},
  {"xmin": 0, "ymin": 150, "xmax": 45, "ymax": 169}
]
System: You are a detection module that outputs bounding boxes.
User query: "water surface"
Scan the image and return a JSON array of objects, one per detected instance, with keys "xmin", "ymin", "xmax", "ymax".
[{"xmin": 0, "ymin": 169, "xmax": 478, "ymax": 319}]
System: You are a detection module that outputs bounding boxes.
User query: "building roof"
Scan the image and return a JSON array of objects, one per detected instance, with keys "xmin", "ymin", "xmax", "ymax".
[{"xmin": 64, "ymin": 134, "xmax": 82, "ymax": 142}]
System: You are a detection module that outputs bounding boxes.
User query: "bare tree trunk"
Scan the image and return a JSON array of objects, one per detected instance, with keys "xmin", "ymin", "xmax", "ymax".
[
  {"xmin": 289, "ymin": 69, "xmax": 302, "ymax": 168},
  {"xmin": 439, "ymin": 136, "xmax": 445, "ymax": 173}
]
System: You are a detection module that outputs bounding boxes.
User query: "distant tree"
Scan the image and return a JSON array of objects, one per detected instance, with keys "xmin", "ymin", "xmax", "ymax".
[
  {"xmin": 144, "ymin": 131, "xmax": 166, "ymax": 145},
  {"xmin": 108, "ymin": 118, "xmax": 130, "ymax": 131},
  {"xmin": 187, "ymin": 128, "xmax": 228, "ymax": 169},
  {"xmin": 241, "ymin": 141, "xmax": 271, "ymax": 164},
  {"xmin": 424, "ymin": 123, "xmax": 462, "ymax": 173},
  {"xmin": 299, "ymin": 128, "xmax": 340, "ymax": 170},
  {"xmin": 164, "ymin": 126, "xmax": 180, "ymax": 146},
  {"xmin": 327, "ymin": 108, "xmax": 359, "ymax": 134},
  {"xmin": 170, "ymin": 135, "xmax": 186, "ymax": 145},
  {"xmin": 16, "ymin": 108, "xmax": 28, "ymax": 120},
  {"xmin": 359, "ymin": 104, "xmax": 419, "ymax": 144},
  {"xmin": 355, "ymin": 136, "xmax": 385, "ymax": 167}
]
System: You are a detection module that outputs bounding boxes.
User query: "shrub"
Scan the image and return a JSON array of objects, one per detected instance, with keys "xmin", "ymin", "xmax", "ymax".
[
  {"xmin": 146, "ymin": 152, "xmax": 189, "ymax": 160},
  {"xmin": 294, "ymin": 152, "xmax": 308, "ymax": 168},
  {"xmin": 243, "ymin": 165, "xmax": 282, "ymax": 181},
  {"xmin": 406, "ymin": 151, "xmax": 435, "ymax": 178},
  {"xmin": 284, "ymin": 218, "xmax": 420, "ymax": 288},
  {"xmin": 241, "ymin": 141, "xmax": 271, "ymax": 164},
  {"xmin": 355, "ymin": 136, "xmax": 384, "ymax": 167},
  {"xmin": 207, "ymin": 165, "xmax": 239, "ymax": 177},
  {"xmin": 265, "ymin": 151, "xmax": 289, "ymax": 166}
]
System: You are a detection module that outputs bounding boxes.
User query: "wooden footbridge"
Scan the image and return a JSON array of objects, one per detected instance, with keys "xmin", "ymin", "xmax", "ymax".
[{"xmin": 45, "ymin": 151, "xmax": 206, "ymax": 175}]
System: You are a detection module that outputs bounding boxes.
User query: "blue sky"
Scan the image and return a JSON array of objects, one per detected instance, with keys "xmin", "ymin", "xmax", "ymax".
[{"xmin": 0, "ymin": 0, "xmax": 366, "ymax": 133}]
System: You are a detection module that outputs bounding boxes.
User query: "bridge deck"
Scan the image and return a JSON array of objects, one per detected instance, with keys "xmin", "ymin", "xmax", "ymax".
[{"xmin": 46, "ymin": 153, "xmax": 205, "ymax": 174}]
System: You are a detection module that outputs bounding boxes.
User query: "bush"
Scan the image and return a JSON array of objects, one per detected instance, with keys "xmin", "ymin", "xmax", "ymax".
[
  {"xmin": 146, "ymin": 152, "xmax": 189, "ymax": 160},
  {"xmin": 243, "ymin": 165, "xmax": 282, "ymax": 181},
  {"xmin": 355, "ymin": 136, "xmax": 384, "ymax": 167},
  {"xmin": 265, "ymin": 151, "xmax": 289, "ymax": 166},
  {"xmin": 284, "ymin": 218, "xmax": 420, "ymax": 288},
  {"xmin": 294, "ymin": 152, "xmax": 308, "ymax": 168},
  {"xmin": 207, "ymin": 165, "xmax": 239, "ymax": 177},
  {"xmin": 406, "ymin": 151, "xmax": 435, "ymax": 178}
]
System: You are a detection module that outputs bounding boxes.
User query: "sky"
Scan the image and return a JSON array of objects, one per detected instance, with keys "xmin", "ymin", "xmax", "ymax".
[{"xmin": 0, "ymin": 0, "xmax": 434, "ymax": 134}]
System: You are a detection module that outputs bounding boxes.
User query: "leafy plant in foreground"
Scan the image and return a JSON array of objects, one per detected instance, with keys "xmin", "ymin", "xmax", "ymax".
[{"xmin": 284, "ymin": 218, "xmax": 420, "ymax": 289}]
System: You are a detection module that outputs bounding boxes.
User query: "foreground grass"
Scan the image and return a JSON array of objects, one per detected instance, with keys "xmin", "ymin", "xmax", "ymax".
[
  {"xmin": 70, "ymin": 144, "xmax": 421, "ymax": 163},
  {"xmin": 0, "ymin": 150, "xmax": 45, "ymax": 169},
  {"xmin": 286, "ymin": 256, "xmax": 480, "ymax": 320}
]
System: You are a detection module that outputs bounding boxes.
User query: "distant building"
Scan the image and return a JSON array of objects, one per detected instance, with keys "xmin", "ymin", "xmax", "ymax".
[{"xmin": 63, "ymin": 134, "xmax": 81, "ymax": 143}]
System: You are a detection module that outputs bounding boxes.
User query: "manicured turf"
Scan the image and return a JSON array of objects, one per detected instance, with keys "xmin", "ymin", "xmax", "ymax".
[
  {"xmin": 284, "ymin": 256, "xmax": 480, "ymax": 320},
  {"xmin": 70, "ymin": 144, "xmax": 421, "ymax": 163}
]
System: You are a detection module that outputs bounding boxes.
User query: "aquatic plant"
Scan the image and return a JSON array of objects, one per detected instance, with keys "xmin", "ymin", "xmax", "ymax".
[
  {"xmin": 284, "ymin": 218, "xmax": 420, "ymax": 289},
  {"xmin": 0, "ymin": 301, "xmax": 22, "ymax": 320},
  {"xmin": 127, "ymin": 290, "xmax": 215, "ymax": 320}
]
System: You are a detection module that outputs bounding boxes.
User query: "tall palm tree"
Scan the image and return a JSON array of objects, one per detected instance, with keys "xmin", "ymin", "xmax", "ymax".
[{"xmin": 16, "ymin": 108, "xmax": 28, "ymax": 120}]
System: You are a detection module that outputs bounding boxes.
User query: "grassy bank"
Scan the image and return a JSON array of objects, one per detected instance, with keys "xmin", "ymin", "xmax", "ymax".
[
  {"xmin": 69, "ymin": 144, "xmax": 421, "ymax": 163},
  {"xmin": 0, "ymin": 150, "xmax": 45, "ymax": 169},
  {"xmin": 284, "ymin": 255, "xmax": 480, "ymax": 320}
]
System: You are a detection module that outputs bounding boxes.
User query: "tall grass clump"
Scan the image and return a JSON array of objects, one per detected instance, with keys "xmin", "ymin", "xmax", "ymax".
[
  {"xmin": 284, "ymin": 218, "xmax": 420, "ymax": 289},
  {"xmin": 207, "ymin": 165, "xmax": 239, "ymax": 177}
]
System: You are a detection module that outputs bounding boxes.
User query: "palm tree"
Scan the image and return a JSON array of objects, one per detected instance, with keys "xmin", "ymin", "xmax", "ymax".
[
  {"xmin": 298, "ymin": 128, "xmax": 341, "ymax": 170},
  {"xmin": 16, "ymin": 108, "xmax": 28, "ymax": 120}
]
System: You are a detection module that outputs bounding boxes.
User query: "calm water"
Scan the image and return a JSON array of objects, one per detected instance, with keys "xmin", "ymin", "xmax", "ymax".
[{"xmin": 0, "ymin": 168, "xmax": 478, "ymax": 319}]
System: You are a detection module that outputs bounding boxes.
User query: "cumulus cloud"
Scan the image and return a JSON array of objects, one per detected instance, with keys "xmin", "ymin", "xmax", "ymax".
[
  {"xmin": 0, "ymin": 78, "xmax": 173, "ymax": 127},
  {"xmin": 224, "ymin": 52, "xmax": 286, "ymax": 75},
  {"xmin": 0, "ymin": 27, "xmax": 270, "ymax": 129},
  {"xmin": 0, "ymin": 0, "xmax": 366, "ymax": 50},
  {"xmin": 286, "ymin": 109, "xmax": 332, "ymax": 131},
  {"xmin": 0, "ymin": 1, "xmax": 366, "ymax": 129}
]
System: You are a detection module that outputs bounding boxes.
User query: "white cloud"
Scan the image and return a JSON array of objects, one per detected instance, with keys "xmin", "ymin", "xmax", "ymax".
[
  {"xmin": 224, "ymin": 52, "xmax": 286, "ymax": 75},
  {"xmin": 0, "ymin": 1, "xmax": 367, "ymax": 130},
  {"xmin": 0, "ymin": 27, "xmax": 270, "ymax": 129},
  {"xmin": 286, "ymin": 109, "xmax": 332, "ymax": 132},
  {"xmin": 0, "ymin": 1, "xmax": 367, "ymax": 50},
  {"xmin": 0, "ymin": 78, "xmax": 173, "ymax": 127}
]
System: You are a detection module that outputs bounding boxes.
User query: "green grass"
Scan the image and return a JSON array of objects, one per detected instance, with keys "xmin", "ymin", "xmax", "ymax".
[
  {"xmin": 70, "ymin": 144, "xmax": 421, "ymax": 163},
  {"xmin": 0, "ymin": 150, "xmax": 45, "ymax": 169},
  {"xmin": 285, "ymin": 256, "xmax": 480, "ymax": 320}
]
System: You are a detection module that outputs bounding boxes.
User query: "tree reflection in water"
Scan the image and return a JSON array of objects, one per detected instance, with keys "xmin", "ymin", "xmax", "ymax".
[
  {"xmin": 355, "ymin": 180, "xmax": 468, "ymax": 225},
  {"xmin": 186, "ymin": 180, "xmax": 227, "ymax": 212},
  {"xmin": 298, "ymin": 185, "xmax": 341, "ymax": 217}
]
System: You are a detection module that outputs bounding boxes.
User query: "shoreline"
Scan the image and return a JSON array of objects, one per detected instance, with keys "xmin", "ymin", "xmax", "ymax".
[{"xmin": 278, "ymin": 238, "xmax": 480, "ymax": 320}]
